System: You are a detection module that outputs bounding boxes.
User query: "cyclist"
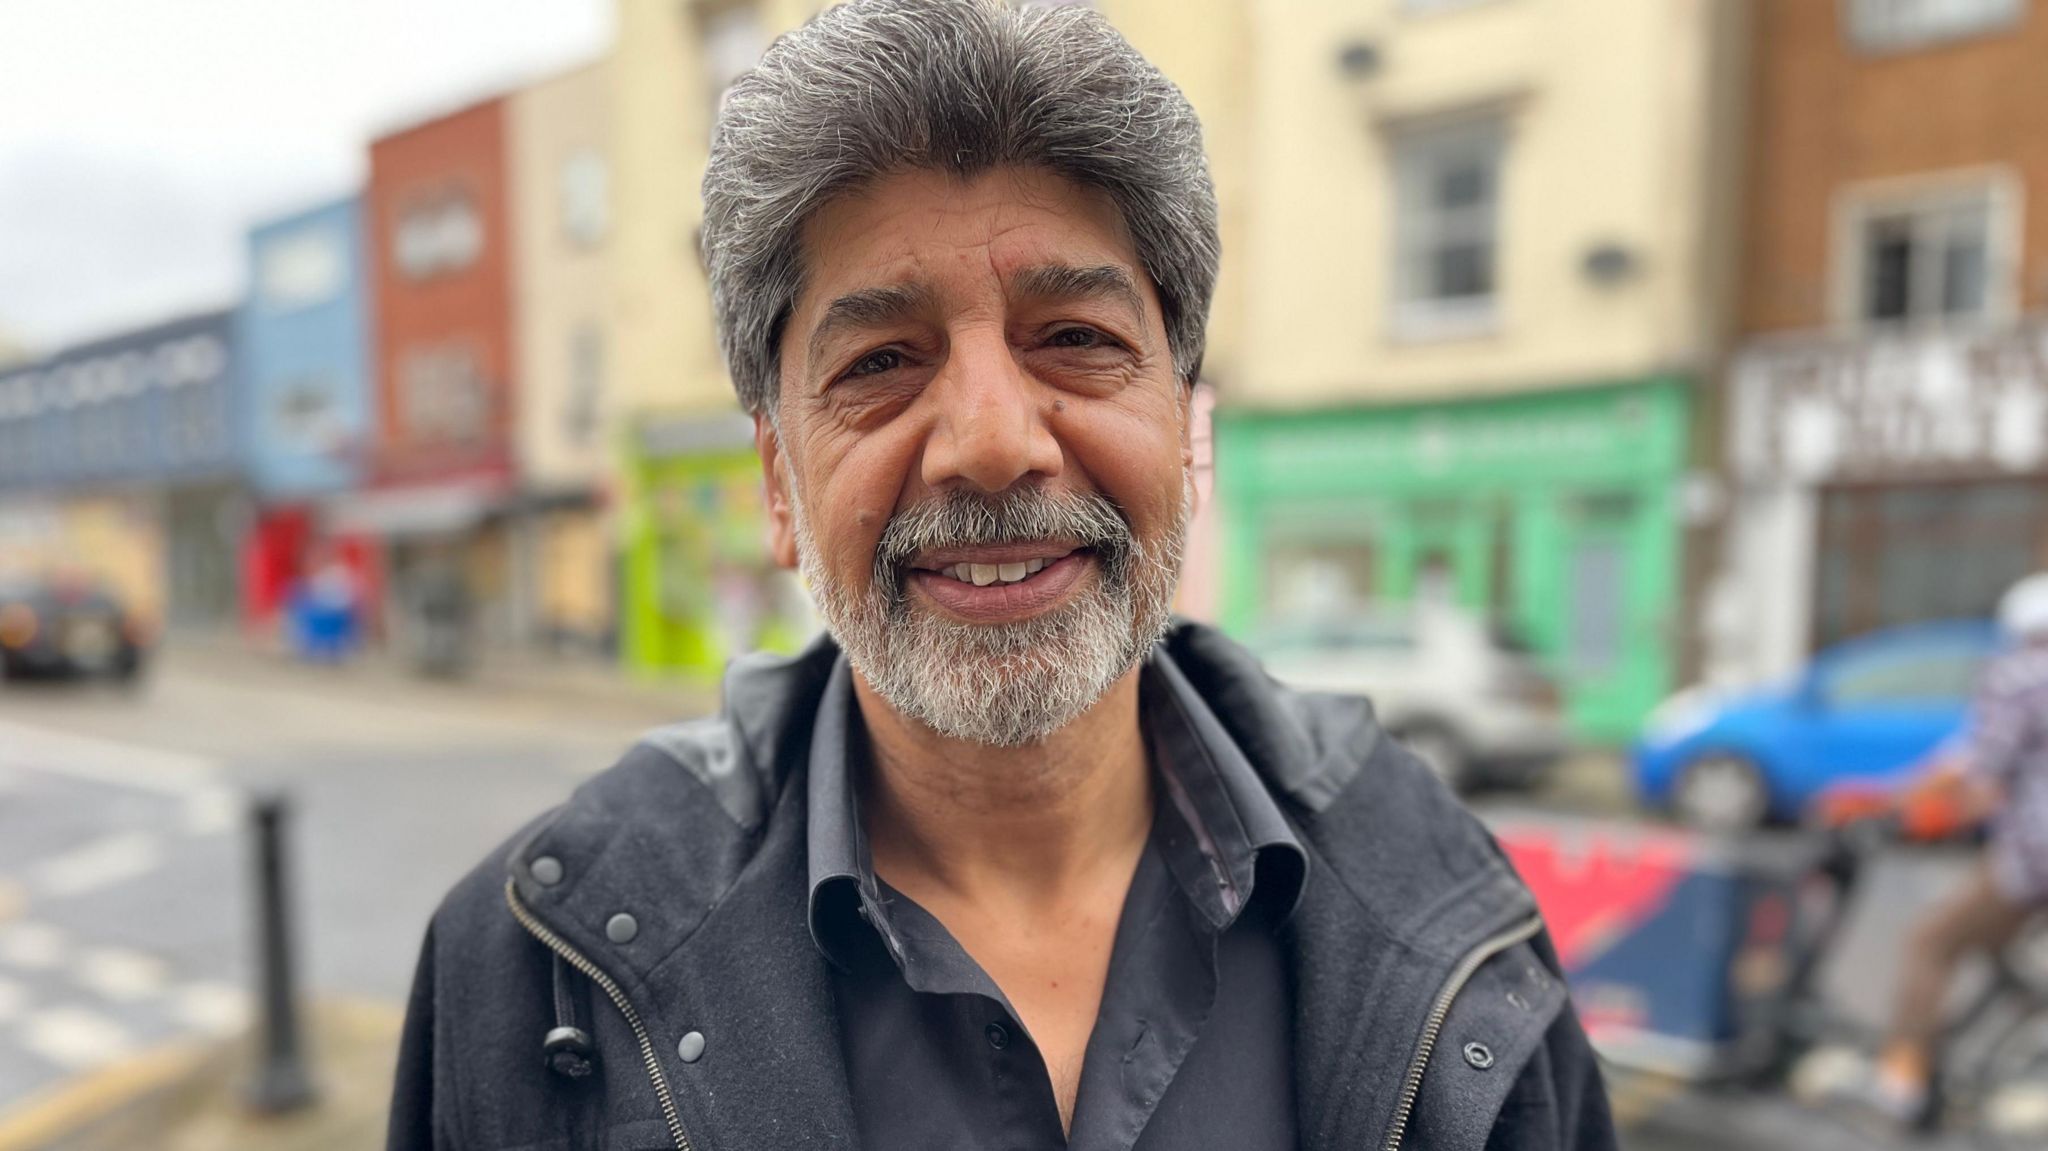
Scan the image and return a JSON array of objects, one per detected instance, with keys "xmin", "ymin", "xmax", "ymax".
[{"xmin": 1852, "ymin": 572, "xmax": 2048, "ymax": 1127}]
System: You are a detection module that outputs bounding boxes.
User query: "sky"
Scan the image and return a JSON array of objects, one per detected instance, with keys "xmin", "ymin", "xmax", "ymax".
[{"xmin": 0, "ymin": 0, "xmax": 614, "ymax": 355}]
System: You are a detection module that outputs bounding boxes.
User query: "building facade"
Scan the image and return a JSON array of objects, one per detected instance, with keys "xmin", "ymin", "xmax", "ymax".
[
  {"xmin": 1210, "ymin": 0, "xmax": 1750, "ymax": 738},
  {"xmin": 508, "ymin": 60, "xmax": 619, "ymax": 655},
  {"xmin": 0, "ymin": 310, "xmax": 246, "ymax": 629},
  {"xmin": 239, "ymin": 196, "xmax": 379, "ymax": 633},
  {"xmin": 1712, "ymin": 0, "xmax": 2048, "ymax": 684},
  {"xmin": 348, "ymin": 96, "xmax": 521, "ymax": 656}
]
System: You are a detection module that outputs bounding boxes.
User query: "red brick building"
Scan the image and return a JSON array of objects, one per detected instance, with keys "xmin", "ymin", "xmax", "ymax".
[
  {"xmin": 339, "ymin": 96, "xmax": 521, "ymax": 657},
  {"xmin": 366, "ymin": 97, "xmax": 517, "ymax": 487},
  {"xmin": 1712, "ymin": 0, "xmax": 2048, "ymax": 685}
]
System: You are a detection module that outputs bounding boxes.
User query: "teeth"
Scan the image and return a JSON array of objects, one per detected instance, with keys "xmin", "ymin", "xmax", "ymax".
[{"xmin": 933, "ymin": 557, "xmax": 1057, "ymax": 584}]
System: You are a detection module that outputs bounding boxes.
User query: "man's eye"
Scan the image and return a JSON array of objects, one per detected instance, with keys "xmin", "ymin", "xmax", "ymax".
[
  {"xmin": 846, "ymin": 349, "xmax": 904, "ymax": 378},
  {"xmin": 1047, "ymin": 327, "xmax": 1108, "ymax": 349}
]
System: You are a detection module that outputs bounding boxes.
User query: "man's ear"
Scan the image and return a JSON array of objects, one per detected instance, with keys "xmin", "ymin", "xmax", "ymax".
[{"xmin": 756, "ymin": 413, "xmax": 800, "ymax": 570}]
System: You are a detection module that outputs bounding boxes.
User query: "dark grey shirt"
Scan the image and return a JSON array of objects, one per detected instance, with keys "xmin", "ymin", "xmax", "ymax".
[{"xmin": 805, "ymin": 656, "xmax": 1308, "ymax": 1151}]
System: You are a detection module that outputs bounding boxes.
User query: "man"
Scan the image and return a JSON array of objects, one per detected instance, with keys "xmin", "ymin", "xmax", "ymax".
[
  {"xmin": 1851, "ymin": 573, "xmax": 2048, "ymax": 1128},
  {"xmin": 388, "ymin": 2, "xmax": 1612, "ymax": 1148}
]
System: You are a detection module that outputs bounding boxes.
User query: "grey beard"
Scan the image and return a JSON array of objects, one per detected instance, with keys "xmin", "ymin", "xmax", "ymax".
[{"xmin": 792, "ymin": 481, "xmax": 1189, "ymax": 747}]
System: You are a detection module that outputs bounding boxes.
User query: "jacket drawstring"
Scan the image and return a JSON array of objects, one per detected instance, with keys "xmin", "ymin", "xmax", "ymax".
[{"xmin": 542, "ymin": 952, "xmax": 596, "ymax": 1078}]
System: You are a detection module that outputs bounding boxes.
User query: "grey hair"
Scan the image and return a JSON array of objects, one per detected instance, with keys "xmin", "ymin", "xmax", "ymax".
[{"xmin": 702, "ymin": 0, "xmax": 1221, "ymax": 415}]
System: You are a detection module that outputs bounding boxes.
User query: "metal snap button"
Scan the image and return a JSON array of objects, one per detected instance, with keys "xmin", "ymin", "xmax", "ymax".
[
  {"xmin": 606, "ymin": 913, "xmax": 639, "ymax": 943},
  {"xmin": 1463, "ymin": 1041, "xmax": 1495, "ymax": 1070},
  {"xmin": 530, "ymin": 856, "xmax": 564, "ymax": 886},
  {"xmin": 985, "ymin": 1021, "xmax": 1011, "ymax": 1050},
  {"xmin": 677, "ymin": 1030, "xmax": 706, "ymax": 1063}
]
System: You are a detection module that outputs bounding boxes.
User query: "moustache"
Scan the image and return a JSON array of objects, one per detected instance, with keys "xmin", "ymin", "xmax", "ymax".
[{"xmin": 870, "ymin": 487, "xmax": 1136, "ymax": 605}]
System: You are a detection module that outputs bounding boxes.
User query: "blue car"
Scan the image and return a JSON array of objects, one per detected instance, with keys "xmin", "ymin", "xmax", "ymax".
[{"xmin": 1634, "ymin": 620, "xmax": 2004, "ymax": 831}]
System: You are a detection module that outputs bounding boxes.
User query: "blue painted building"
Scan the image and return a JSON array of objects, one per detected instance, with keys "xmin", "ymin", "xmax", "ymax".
[
  {"xmin": 240, "ymin": 197, "xmax": 373, "ymax": 499},
  {"xmin": 237, "ymin": 196, "xmax": 378, "ymax": 630}
]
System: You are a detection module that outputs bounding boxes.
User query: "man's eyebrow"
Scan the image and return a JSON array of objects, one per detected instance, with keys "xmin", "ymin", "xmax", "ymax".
[
  {"xmin": 805, "ymin": 282, "xmax": 937, "ymax": 370},
  {"xmin": 1009, "ymin": 263, "xmax": 1145, "ymax": 323}
]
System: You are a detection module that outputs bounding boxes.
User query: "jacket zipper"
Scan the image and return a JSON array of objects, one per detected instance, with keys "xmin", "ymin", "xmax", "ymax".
[
  {"xmin": 1381, "ymin": 912, "xmax": 1546, "ymax": 1151},
  {"xmin": 506, "ymin": 880, "xmax": 694, "ymax": 1151}
]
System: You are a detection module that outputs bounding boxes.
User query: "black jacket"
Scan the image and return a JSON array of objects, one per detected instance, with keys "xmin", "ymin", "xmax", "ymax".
[{"xmin": 389, "ymin": 622, "xmax": 1616, "ymax": 1151}]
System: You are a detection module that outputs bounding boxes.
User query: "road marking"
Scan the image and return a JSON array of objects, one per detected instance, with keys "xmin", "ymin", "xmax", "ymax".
[
  {"xmin": 181, "ymin": 785, "xmax": 241, "ymax": 836},
  {"xmin": 0, "ymin": 720, "xmax": 218, "ymax": 797},
  {"xmin": 33, "ymin": 832, "xmax": 162, "ymax": 899},
  {"xmin": 21, "ymin": 1007, "xmax": 135, "ymax": 1071},
  {"xmin": 170, "ymin": 981, "xmax": 251, "ymax": 1037},
  {"xmin": 0, "ymin": 922, "xmax": 64, "ymax": 972},
  {"xmin": 0, "ymin": 978, "xmax": 22, "ymax": 1023},
  {"xmin": 73, "ymin": 947, "xmax": 169, "ymax": 1004}
]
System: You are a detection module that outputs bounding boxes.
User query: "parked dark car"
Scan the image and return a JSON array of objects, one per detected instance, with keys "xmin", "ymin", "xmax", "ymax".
[{"xmin": 0, "ymin": 576, "xmax": 150, "ymax": 682}]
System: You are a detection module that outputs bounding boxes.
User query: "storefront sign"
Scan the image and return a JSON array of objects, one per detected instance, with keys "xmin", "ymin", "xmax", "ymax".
[{"xmin": 1732, "ymin": 325, "xmax": 2048, "ymax": 483}]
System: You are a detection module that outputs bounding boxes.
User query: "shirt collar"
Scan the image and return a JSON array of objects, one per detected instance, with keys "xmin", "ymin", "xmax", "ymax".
[{"xmin": 804, "ymin": 646, "xmax": 1309, "ymax": 969}]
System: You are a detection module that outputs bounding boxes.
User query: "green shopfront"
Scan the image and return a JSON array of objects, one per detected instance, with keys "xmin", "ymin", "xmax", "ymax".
[
  {"xmin": 1214, "ymin": 379, "xmax": 1689, "ymax": 741},
  {"xmin": 620, "ymin": 411, "xmax": 817, "ymax": 679}
]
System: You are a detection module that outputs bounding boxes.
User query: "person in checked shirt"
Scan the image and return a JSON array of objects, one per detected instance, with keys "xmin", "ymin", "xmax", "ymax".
[{"xmin": 1866, "ymin": 572, "xmax": 2048, "ymax": 1127}]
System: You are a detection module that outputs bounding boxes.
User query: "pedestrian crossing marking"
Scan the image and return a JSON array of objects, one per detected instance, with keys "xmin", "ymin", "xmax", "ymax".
[
  {"xmin": 21, "ymin": 1007, "xmax": 134, "ymax": 1072},
  {"xmin": 32, "ymin": 832, "xmax": 163, "ymax": 899},
  {"xmin": 0, "ymin": 923, "xmax": 65, "ymax": 972},
  {"xmin": 73, "ymin": 948, "xmax": 169, "ymax": 1005}
]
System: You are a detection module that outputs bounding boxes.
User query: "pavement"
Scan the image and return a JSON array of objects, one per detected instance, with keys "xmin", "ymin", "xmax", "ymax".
[{"xmin": 0, "ymin": 638, "xmax": 2015, "ymax": 1149}]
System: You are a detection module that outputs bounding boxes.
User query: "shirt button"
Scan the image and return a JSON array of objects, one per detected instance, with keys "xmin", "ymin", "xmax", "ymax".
[
  {"xmin": 529, "ymin": 856, "xmax": 564, "ymax": 886},
  {"xmin": 606, "ymin": 913, "xmax": 639, "ymax": 943},
  {"xmin": 677, "ymin": 1030, "xmax": 706, "ymax": 1063},
  {"xmin": 985, "ymin": 1021, "xmax": 1011, "ymax": 1050}
]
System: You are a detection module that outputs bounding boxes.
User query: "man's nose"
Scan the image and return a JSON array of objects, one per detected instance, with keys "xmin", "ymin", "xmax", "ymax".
[{"xmin": 921, "ymin": 329, "xmax": 1062, "ymax": 494}]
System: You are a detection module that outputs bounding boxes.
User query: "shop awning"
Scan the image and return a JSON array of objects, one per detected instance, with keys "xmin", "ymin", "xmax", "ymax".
[{"xmin": 323, "ymin": 478, "xmax": 505, "ymax": 538}]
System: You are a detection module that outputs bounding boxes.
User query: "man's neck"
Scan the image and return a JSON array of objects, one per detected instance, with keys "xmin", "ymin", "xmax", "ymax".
[{"xmin": 851, "ymin": 667, "xmax": 1153, "ymax": 911}]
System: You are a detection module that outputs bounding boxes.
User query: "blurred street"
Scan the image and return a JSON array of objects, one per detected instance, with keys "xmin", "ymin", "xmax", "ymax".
[
  {"xmin": 0, "ymin": 641, "xmax": 699, "ymax": 1119},
  {"xmin": 0, "ymin": 638, "xmax": 1993, "ymax": 1149}
]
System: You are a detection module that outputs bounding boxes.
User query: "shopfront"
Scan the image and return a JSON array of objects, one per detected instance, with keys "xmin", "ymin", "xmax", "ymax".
[
  {"xmin": 1214, "ymin": 378, "xmax": 1690, "ymax": 740},
  {"xmin": 1719, "ymin": 325, "xmax": 2048, "ymax": 683},
  {"xmin": 620, "ymin": 412, "xmax": 816, "ymax": 679}
]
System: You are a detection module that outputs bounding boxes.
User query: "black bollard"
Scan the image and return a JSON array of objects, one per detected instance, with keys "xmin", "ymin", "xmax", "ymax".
[{"xmin": 246, "ymin": 793, "xmax": 317, "ymax": 1113}]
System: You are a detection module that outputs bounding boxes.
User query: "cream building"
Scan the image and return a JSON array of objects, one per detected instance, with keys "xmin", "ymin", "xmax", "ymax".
[
  {"xmin": 1212, "ymin": 0, "xmax": 1749, "ymax": 737},
  {"xmin": 508, "ymin": 60, "xmax": 617, "ymax": 651}
]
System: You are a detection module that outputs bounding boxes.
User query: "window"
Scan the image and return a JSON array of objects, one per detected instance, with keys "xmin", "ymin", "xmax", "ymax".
[
  {"xmin": 559, "ymin": 149, "xmax": 609, "ymax": 248},
  {"xmin": 1390, "ymin": 117, "xmax": 1504, "ymax": 339},
  {"xmin": 1823, "ymin": 643, "xmax": 1987, "ymax": 707},
  {"xmin": 260, "ymin": 227, "xmax": 344, "ymax": 310},
  {"xmin": 1843, "ymin": 182, "xmax": 2005, "ymax": 327},
  {"xmin": 563, "ymin": 324, "xmax": 605, "ymax": 445},
  {"xmin": 1846, "ymin": 0, "xmax": 2023, "ymax": 52},
  {"xmin": 399, "ymin": 344, "xmax": 487, "ymax": 445},
  {"xmin": 699, "ymin": 3, "xmax": 767, "ymax": 111},
  {"xmin": 394, "ymin": 194, "xmax": 483, "ymax": 280},
  {"xmin": 1815, "ymin": 480, "xmax": 2048, "ymax": 648},
  {"xmin": 272, "ymin": 378, "xmax": 343, "ymax": 452}
]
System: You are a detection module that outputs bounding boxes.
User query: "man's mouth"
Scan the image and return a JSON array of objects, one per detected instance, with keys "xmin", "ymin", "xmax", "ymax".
[{"xmin": 902, "ymin": 546, "xmax": 1091, "ymax": 621}]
